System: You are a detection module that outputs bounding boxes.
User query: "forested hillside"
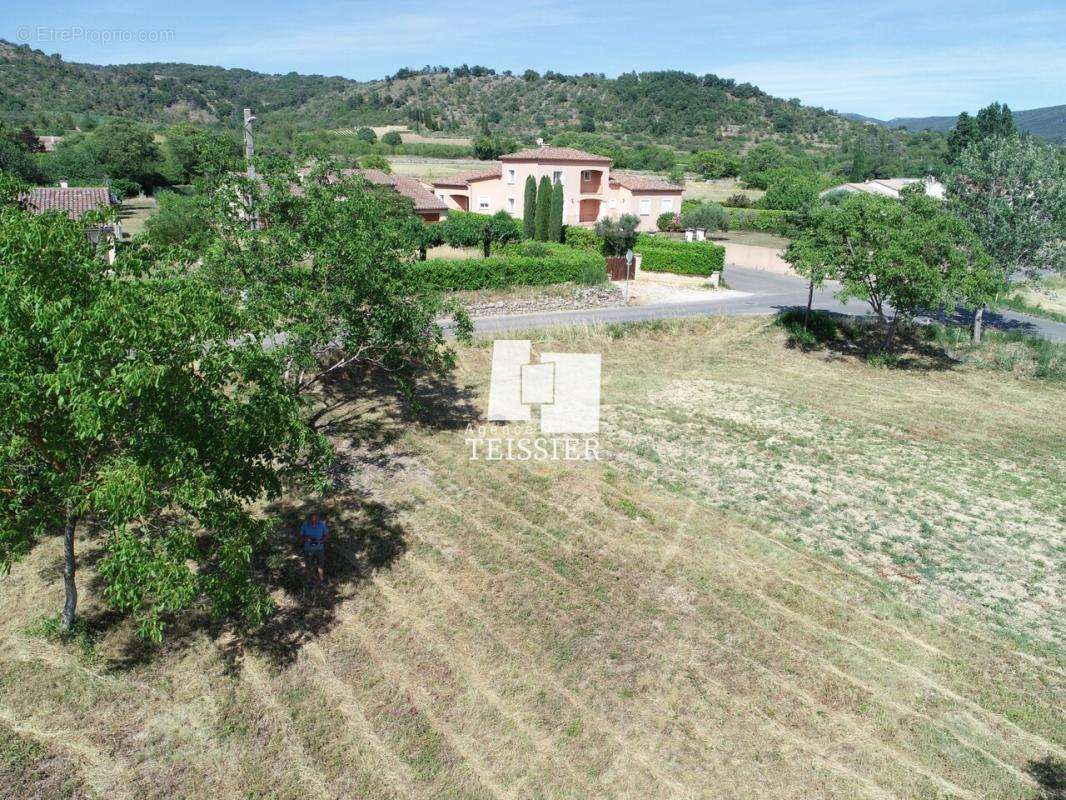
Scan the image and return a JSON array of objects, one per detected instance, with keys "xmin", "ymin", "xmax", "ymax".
[{"xmin": 1, "ymin": 40, "xmax": 877, "ymax": 153}]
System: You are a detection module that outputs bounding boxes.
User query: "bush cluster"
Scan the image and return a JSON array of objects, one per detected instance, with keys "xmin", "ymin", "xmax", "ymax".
[
  {"xmin": 412, "ymin": 243, "xmax": 607, "ymax": 290},
  {"xmin": 563, "ymin": 226, "xmax": 603, "ymax": 251},
  {"xmin": 727, "ymin": 208, "xmax": 800, "ymax": 236},
  {"xmin": 634, "ymin": 235, "xmax": 724, "ymax": 276}
]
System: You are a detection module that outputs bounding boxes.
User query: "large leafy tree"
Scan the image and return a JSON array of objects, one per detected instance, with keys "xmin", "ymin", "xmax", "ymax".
[
  {"xmin": 162, "ymin": 122, "xmax": 242, "ymax": 183},
  {"xmin": 0, "ymin": 162, "xmax": 468, "ymax": 640},
  {"xmin": 0, "ymin": 201, "xmax": 328, "ymax": 639},
  {"xmin": 758, "ymin": 168, "xmax": 826, "ymax": 212},
  {"xmin": 90, "ymin": 118, "xmax": 163, "ymax": 190},
  {"xmin": 535, "ymin": 175, "xmax": 552, "ymax": 241},
  {"xmin": 947, "ymin": 103, "xmax": 1017, "ymax": 164},
  {"xmin": 522, "ymin": 175, "xmax": 537, "ymax": 239},
  {"xmin": 947, "ymin": 135, "xmax": 1066, "ymax": 340},
  {"xmin": 786, "ymin": 187, "xmax": 996, "ymax": 350},
  {"xmin": 692, "ymin": 150, "xmax": 741, "ymax": 179}
]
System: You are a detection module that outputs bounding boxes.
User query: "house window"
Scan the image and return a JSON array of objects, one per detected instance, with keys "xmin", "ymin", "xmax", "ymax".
[
  {"xmin": 661, "ymin": 198, "xmax": 674, "ymax": 213},
  {"xmin": 553, "ymin": 170, "xmax": 563, "ymax": 185},
  {"xmin": 507, "ymin": 197, "xmax": 516, "ymax": 213},
  {"xmin": 638, "ymin": 198, "xmax": 651, "ymax": 215},
  {"xmin": 478, "ymin": 196, "xmax": 490, "ymax": 210},
  {"xmin": 507, "ymin": 168, "xmax": 516, "ymax": 185},
  {"xmin": 582, "ymin": 170, "xmax": 592, "ymax": 181}
]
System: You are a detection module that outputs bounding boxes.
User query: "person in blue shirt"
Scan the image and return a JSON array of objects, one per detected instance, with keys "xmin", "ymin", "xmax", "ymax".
[{"xmin": 299, "ymin": 512, "xmax": 329, "ymax": 588}]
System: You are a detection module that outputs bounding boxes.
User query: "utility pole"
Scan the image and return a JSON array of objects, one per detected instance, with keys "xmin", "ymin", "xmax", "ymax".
[
  {"xmin": 243, "ymin": 108, "xmax": 256, "ymax": 180},
  {"xmin": 243, "ymin": 108, "xmax": 259, "ymax": 230}
]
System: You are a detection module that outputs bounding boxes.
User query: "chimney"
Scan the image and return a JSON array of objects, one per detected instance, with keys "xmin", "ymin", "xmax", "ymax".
[{"xmin": 59, "ymin": 180, "xmax": 69, "ymax": 189}]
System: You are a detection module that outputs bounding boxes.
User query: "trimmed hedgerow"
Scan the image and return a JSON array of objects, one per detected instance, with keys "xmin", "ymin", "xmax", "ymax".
[
  {"xmin": 634, "ymin": 235, "xmax": 724, "ymax": 276},
  {"xmin": 563, "ymin": 226, "xmax": 603, "ymax": 251},
  {"xmin": 412, "ymin": 243, "xmax": 607, "ymax": 290}
]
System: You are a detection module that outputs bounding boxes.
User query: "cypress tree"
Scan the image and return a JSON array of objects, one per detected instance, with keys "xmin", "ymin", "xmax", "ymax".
[
  {"xmin": 549, "ymin": 180, "xmax": 564, "ymax": 242},
  {"xmin": 522, "ymin": 175, "xmax": 537, "ymax": 239},
  {"xmin": 535, "ymin": 175, "xmax": 552, "ymax": 240}
]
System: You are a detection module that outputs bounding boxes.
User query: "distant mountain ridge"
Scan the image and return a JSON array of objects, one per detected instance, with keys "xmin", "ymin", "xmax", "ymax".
[{"xmin": 844, "ymin": 105, "xmax": 1066, "ymax": 143}]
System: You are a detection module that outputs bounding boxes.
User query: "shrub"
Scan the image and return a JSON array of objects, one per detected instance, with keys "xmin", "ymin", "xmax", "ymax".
[
  {"xmin": 692, "ymin": 149, "xmax": 742, "ymax": 179},
  {"xmin": 725, "ymin": 192, "xmax": 752, "ymax": 208},
  {"xmin": 381, "ymin": 131, "xmax": 402, "ymax": 146},
  {"xmin": 144, "ymin": 190, "xmax": 210, "ymax": 248},
  {"xmin": 412, "ymin": 244, "xmax": 607, "ymax": 290},
  {"xmin": 634, "ymin": 235, "xmax": 724, "ymax": 276},
  {"xmin": 517, "ymin": 240, "xmax": 551, "ymax": 257},
  {"xmin": 680, "ymin": 203, "xmax": 728, "ymax": 232},
  {"xmin": 564, "ymin": 226, "xmax": 602, "ymax": 251},
  {"xmin": 578, "ymin": 258, "xmax": 608, "ymax": 285},
  {"xmin": 109, "ymin": 177, "xmax": 140, "ymax": 198},
  {"xmin": 355, "ymin": 127, "xmax": 377, "ymax": 143},
  {"xmin": 440, "ymin": 209, "xmax": 519, "ymax": 256},
  {"xmin": 727, "ymin": 208, "xmax": 800, "ymax": 236},
  {"xmin": 657, "ymin": 212, "xmax": 681, "ymax": 232},
  {"xmin": 595, "ymin": 214, "xmax": 639, "ymax": 256},
  {"xmin": 757, "ymin": 168, "xmax": 826, "ymax": 212},
  {"xmin": 359, "ymin": 154, "xmax": 391, "ymax": 172}
]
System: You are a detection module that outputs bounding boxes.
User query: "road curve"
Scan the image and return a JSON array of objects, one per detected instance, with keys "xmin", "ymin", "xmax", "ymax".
[{"xmin": 468, "ymin": 266, "xmax": 1066, "ymax": 343}]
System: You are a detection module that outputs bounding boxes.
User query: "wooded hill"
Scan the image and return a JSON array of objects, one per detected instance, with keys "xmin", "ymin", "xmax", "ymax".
[{"xmin": 1, "ymin": 39, "xmax": 886, "ymax": 154}]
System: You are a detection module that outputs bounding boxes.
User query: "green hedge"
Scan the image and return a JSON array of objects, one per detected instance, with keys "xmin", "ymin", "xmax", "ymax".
[
  {"xmin": 634, "ymin": 235, "xmax": 724, "ymax": 277},
  {"xmin": 563, "ymin": 226, "xmax": 603, "ymax": 251},
  {"xmin": 412, "ymin": 244, "xmax": 607, "ymax": 290},
  {"xmin": 726, "ymin": 208, "xmax": 800, "ymax": 236}
]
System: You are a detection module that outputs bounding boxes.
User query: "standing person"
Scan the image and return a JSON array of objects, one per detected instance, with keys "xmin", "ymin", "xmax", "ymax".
[{"xmin": 300, "ymin": 512, "xmax": 329, "ymax": 589}]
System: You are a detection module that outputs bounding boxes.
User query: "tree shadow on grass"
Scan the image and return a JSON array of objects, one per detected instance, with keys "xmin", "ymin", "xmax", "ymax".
[
  {"xmin": 1027, "ymin": 756, "xmax": 1065, "ymax": 800},
  {"xmin": 78, "ymin": 365, "xmax": 481, "ymax": 671},
  {"xmin": 772, "ymin": 307, "xmax": 960, "ymax": 371}
]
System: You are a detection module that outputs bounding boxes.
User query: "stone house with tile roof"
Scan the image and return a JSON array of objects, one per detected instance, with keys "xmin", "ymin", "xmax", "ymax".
[
  {"xmin": 431, "ymin": 145, "xmax": 682, "ymax": 231},
  {"xmin": 293, "ymin": 166, "xmax": 449, "ymax": 222},
  {"xmin": 20, "ymin": 185, "xmax": 122, "ymax": 262}
]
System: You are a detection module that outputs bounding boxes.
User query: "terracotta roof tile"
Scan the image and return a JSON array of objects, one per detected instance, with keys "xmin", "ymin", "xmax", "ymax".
[
  {"xmin": 20, "ymin": 187, "xmax": 114, "ymax": 220},
  {"xmin": 499, "ymin": 146, "xmax": 612, "ymax": 163},
  {"xmin": 610, "ymin": 172, "xmax": 683, "ymax": 192},
  {"xmin": 432, "ymin": 166, "xmax": 502, "ymax": 187},
  {"xmin": 344, "ymin": 169, "xmax": 448, "ymax": 212}
]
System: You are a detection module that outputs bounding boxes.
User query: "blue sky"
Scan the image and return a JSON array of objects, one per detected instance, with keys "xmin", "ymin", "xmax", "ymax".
[{"xmin": 4, "ymin": 0, "xmax": 1064, "ymax": 119}]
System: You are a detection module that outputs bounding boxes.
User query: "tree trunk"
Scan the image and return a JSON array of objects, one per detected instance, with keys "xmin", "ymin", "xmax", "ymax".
[
  {"xmin": 803, "ymin": 280, "xmax": 814, "ymax": 329},
  {"xmin": 60, "ymin": 511, "xmax": 78, "ymax": 632},
  {"xmin": 482, "ymin": 239, "xmax": 491, "ymax": 258},
  {"xmin": 972, "ymin": 306, "xmax": 984, "ymax": 344},
  {"xmin": 882, "ymin": 312, "xmax": 899, "ymax": 353}
]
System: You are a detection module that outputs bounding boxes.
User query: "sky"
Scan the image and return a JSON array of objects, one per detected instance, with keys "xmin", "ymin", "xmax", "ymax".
[{"xmin": 3, "ymin": 0, "xmax": 1064, "ymax": 119}]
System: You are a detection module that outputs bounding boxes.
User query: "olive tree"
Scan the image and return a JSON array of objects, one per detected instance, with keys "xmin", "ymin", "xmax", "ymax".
[
  {"xmin": 786, "ymin": 187, "xmax": 996, "ymax": 351},
  {"xmin": 947, "ymin": 135, "xmax": 1066, "ymax": 341}
]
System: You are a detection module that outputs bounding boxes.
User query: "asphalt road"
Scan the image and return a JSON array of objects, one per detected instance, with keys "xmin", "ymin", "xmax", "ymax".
[{"xmin": 469, "ymin": 265, "xmax": 1066, "ymax": 342}]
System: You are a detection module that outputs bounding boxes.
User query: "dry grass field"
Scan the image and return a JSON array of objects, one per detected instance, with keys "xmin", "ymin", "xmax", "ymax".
[
  {"xmin": 359, "ymin": 126, "xmax": 474, "ymax": 147},
  {"xmin": 683, "ymin": 177, "xmax": 764, "ymax": 205},
  {"xmin": 387, "ymin": 156, "xmax": 492, "ymax": 181},
  {"xmin": 1, "ymin": 317, "xmax": 1063, "ymax": 799}
]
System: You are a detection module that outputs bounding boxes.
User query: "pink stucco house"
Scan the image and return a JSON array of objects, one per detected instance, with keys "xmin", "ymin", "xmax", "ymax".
[{"xmin": 431, "ymin": 145, "xmax": 682, "ymax": 232}]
